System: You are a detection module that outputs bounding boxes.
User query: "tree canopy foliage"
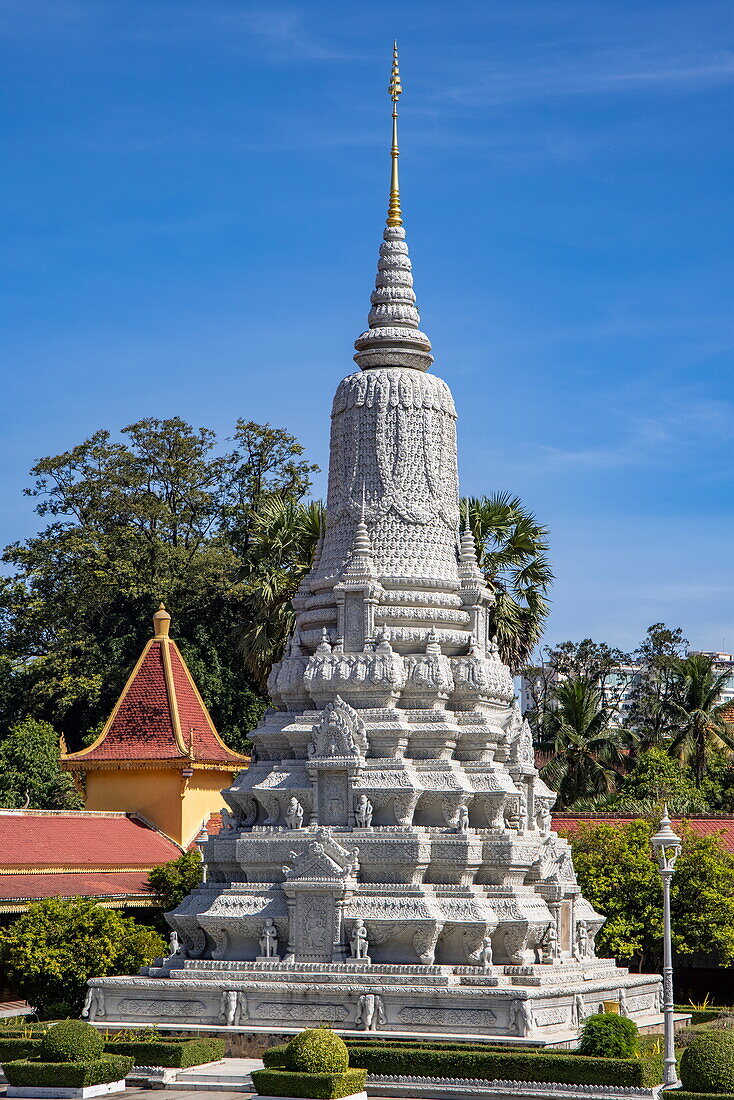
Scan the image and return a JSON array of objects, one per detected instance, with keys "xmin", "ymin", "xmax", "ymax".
[
  {"xmin": 569, "ymin": 818, "xmax": 734, "ymax": 971},
  {"xmin": 0, "ymin": 897, "xmax": 165, "ymax": 1018},
  {"xmin": 147, "ymin": 851, "xmax": 204, "ymax": 917},
  {"xmin": 464, "ymin": 493, "xmax": 553, "ymax": 671},
  {"xmin": 0, "ymin": 418, "xmax": 317, "ymax": 756},
  {"xmin": 524, "ymin": 623, "xmax": 734, "ymax": 810}
]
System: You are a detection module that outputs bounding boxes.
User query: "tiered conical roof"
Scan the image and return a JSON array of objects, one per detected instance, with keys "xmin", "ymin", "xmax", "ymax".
[{"xmin": 64, "ymin": 605, "xmax": 246, "ymax": 766}]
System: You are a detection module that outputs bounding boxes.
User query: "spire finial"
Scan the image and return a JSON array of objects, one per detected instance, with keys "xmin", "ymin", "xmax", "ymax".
[
  {"xmin": 153, "ymin": 601, "xmax": 171, "ymax": 638},
  {"xmin": 387, "ymin": 41, "xmax": 402, "ymax": 228}
]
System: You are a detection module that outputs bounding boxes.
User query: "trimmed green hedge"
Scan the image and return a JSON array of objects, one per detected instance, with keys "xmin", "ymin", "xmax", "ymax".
[
  {"xmin": 0, "ymin": 1037, "xmax": 42, "ymax": 1063},
  {"xmin": 252, "ymin": 1067, "xmax": 367, "ymax": 1099},
  {"xmin": 40, "ymin": 1021, "xmax": 103, "ymax": 1063},
  {"xmin": 103, "ymin": 1037, "xmax": 225, "ymax": 1068},
  {"xmin": 287, "ymin": 1030, "xmax": 349, "ymax": 1074},
  {"xmin": 263, "ymin": 1043, "xmax": 290, "ymax": 1068},
  {"xmin": 3, "ymin": 1056, "xmax": 133, "ymax": 1088},
  {"xmin": 680, "ymin": 1032, "xmax": 734, "ymax": 1093},
  {"xmin": 344, "ymin": 1044, "xmax": 662, "ymax": 1087},
  {"xmin": 676, "ymin": 1008, "xmax": 734, "ymax": 1026},
  {"xmin": 676, "ymin": 1093, "xmax": 734, "ymax": 1100}
]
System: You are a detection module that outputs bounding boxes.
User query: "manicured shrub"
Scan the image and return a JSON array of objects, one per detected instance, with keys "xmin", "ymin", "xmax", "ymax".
[
  {"xmin": 680, "ymin": 1031, "xmax": 734, "ymax": 1093},
  {"xmin": 0, "ymin": 1037, "xmax": 42, "ymax": 1062},
  {"xmin": 39, "ymin": 1020, "xmax": 104, "ymax": 1063},
  {"xmin": 263, "ymin": 1043, "xmax": 290, "ymax": 1068},
  {"xmin": 251, "ymin": 1067, "xmax": 366, "ymax": 1099},
  {"xmin": 287, "ymin": 1030, "xmax": 349, "ymax": 1074},
  {"xmin": 103, "ymin": 1037, "xmax": 225, "ymax": 1068},
  {"xmin": 578, "ymin": 1013, "xmax": 639, "ymax": 1058},
  {"xmin": 3, "ymin": 1056, "xmax": 133, "ymax": 1088},
  {"xmin": 343, "ymin": 1043, "xmax": 660, "ymax": 1088}
]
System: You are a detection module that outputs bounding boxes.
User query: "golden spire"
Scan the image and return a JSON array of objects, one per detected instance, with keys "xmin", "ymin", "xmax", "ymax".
[{"xmin": 387, "ymin": 40, "xmax": 403, "ymax": 228}]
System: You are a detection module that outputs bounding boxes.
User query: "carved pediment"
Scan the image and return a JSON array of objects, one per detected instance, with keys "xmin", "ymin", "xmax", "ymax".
[
  {"xmin": 308, "ymin": 696, "xmax": 368, "ymax": 760},
  {"xmin": 283, "ymin": 832, "xmax": 359, "ymax": 883}
]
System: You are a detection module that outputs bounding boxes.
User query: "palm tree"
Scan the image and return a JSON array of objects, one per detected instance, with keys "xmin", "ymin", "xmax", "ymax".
[
  {"xmin": 668, "ymin": 653, "xmax": 734, "ymax": 785},
  {"xmin": 463, "ymin": 493, "xmax": 553, "ymax": 671},
  {"xmin": 236, "ymin": 497, "xmax": 324, "ymax": 689},
  {"xmin": 540, "ymin": 677, "xmax": 635, "ymax": 808}
]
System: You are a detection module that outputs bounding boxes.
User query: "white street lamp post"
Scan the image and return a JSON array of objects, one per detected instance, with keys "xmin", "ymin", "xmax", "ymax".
[{"xmin": 651, "ymin": 806, "xmax": 682, "ymax": 1090}]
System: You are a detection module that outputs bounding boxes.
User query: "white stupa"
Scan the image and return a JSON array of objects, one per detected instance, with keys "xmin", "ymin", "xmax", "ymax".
[{"xmin": 90, "ymin": 45, "xmax": 662, "ymax": 1043}]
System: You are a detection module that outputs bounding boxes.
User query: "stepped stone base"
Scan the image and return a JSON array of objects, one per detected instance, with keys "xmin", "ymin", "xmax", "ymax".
[{"xmin": 89, "ymin": 958, "xmax": 660, "ymax": 1044}]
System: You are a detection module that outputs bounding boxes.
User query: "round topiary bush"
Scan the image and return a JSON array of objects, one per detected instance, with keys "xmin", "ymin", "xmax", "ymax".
[
  {"xmin": 39, "ymin": 1020, "xmax": 104, "ymax": 1063},
  {"xmin": 578, "ymin": 1013, "xmax": 639, "ymax": 1058},
  {"xmin": 286, "ymin": 1029, "xmax": 349, "ymax": 1073},
  {"xmin": 680, "ymin": 1030, "xmax": 734, "ymax": 1093}
]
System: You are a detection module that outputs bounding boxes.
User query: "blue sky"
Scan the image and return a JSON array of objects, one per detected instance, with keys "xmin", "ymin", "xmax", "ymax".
[{"xmin": 2, "ymin": 0, "xmax": 733, "ymax": 654}]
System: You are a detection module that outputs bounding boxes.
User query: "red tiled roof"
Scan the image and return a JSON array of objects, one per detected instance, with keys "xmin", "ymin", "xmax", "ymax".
[
  {"xmin": 553, "ymin": 813, "xmax": 734, "ymax": 855},
  {"xmin": 0, "ymin": 871, "xmax": 153, "ymax": 903},
  {"xmin": 65, "ymin": 633, "xmax": 245, "ymax": 767},
  {"xmin": 168, "ymin": 644, "xmax": 243, "ymax": 763},
  {"xmin": 82, "ymin": 642, "xmax": 179, "ymax": 760},
  {"xmin": 0, "ymin": 811, "xmax": 182, "ymax": 867}
]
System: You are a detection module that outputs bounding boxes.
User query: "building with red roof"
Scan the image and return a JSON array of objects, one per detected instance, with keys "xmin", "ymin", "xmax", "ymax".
[
  {"xmin": 0, "ymin": 809, "xmax": 183, "ymax": 914},
  {"xmin": 62, "ymin": 605, "xmax": 248, "ymax": 846}
]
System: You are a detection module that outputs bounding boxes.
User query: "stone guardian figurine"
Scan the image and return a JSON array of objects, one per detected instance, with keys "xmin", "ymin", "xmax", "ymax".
[
  {"xmin": 259, "ymin": 918, "xmax": 279, "ymax": 959},
  {"xmin": 354, "ymin": 795, "xmax": 373, "ymax": 829},
  {"xmin": 285, "ymin": 797, "xmax": 304, "ymax": 830},
  {"xmin": 350, "ymin": 918, "xmax": 370, "ymax": 961}
]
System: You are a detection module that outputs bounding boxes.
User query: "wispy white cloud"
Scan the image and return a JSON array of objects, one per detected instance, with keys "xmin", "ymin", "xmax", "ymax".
[
  {"xmin": 485, "ymin": 396, "xmax": 734, "ymax": 476},
  {"xmin": 437, "ymin": 48, "xmax": 734, "ymax": 107}
]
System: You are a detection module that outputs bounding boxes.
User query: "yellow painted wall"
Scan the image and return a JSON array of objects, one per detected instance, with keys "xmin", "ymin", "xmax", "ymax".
[{"xmin": 84, "ymin": 767, "xmax": 236, "ymax": 846}]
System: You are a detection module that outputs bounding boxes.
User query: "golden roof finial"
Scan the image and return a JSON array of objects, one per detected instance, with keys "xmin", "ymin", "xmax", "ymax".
[
  {"xmin": 153, "ymin": 601, "xmax": 171, "ymax": 638},
  {"xmin": 387, "ymin": 40, "xmax": 403, "ymax": 228}
]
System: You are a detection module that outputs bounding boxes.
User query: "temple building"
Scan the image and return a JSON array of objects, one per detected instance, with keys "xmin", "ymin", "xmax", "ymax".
[
  {"xmin": 62, "ymin": 605, "xmax": 248, "ymax": 847},
  {"xmin": 88, "ymin": 47, "xmax": 663, "ymax": 1042}
]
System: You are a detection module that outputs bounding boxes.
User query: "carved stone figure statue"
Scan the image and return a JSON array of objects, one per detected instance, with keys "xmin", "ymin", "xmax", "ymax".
[
  {"xmin": 356, "ymin": 992, "xmax": 386, "ymax": 1031},
  {"xmin": 517, "ymin": 789, "xmax": 528, "ymax": 833},
  {"xmin": 574, "ymin": 922, "xmax": 588, "ymax": 960},
  {"xmin": 618, "ymin": 988, "xmax": 628, "ymax": 1017},
  {"xmin": 573, "ymin": 993, "xmax": 587, "ymax": 1029},
  {"xmin": 219, "ymin": 989, "xmax": 247, "ymax": 1027},
  {"xmin": 350, "ymin": 918, "xmax": 370, "ymax": 960},
  {"xmin": 541, "ymin": 921, "xmax": 558, "ymax": 963},
  {"xmin": 259, "ymin": 918, "xmax": 279, "ymax": 959},
  {"xmin": 168, "ymin": 931, "xmax": 181, "ymax": 956},
  {"xmin": 457, "ymin": 805, "xmax": 469, "ymax": 834},
  {"xmin": 82, "ymin": 987, "xmax": 105, "ymax": 1022},
  {"xmin": 285, "ymin": 797, "xmax": 304, "ymax": 830},
  {"xmin": 654, "ymin": 979, "xmax": 663, "ymax": 1013},
  {"xmin": 478, "ymin": 935, "xmax": 493, "ymax": 969},
  {"xmin": 354, "ymin": 795, "xmax": 373, "ymax": 829},
  {"xmin": 536, "ymin": 801, "xmax": 551, "ymax": 835},
  {"xmin": 509, "ymin": 998, "xmax": 534, "ymax": 1036}
]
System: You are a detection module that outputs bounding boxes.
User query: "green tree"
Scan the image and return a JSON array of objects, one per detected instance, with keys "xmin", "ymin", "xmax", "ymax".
[
  {"xmin": 540, "ymin": 677, "xmax": 634, "ymax": 807},
  {"xmin": 0, "ymin": 898, "xmax": 165, "ymax": 1018},
  {"xmin": 236, "ymin": 498, "xmax": 324, "ymax": 689},
  {"xmin": 569, "ymin": 819, "xmax": 734, "ymax": 971},
  {"xmin": 523, "ymin": 638, "xmax": 631, "ymax": 740},
  {"xmin": 625, "ymin": 624, "xmax": 689, "ymax": 749},
  {"xmin": 147, "ymin": 850, "xmax": 203, "ymax": 914},
  {"xmin": 0, "ymin": 418, "xmax": 316, "ymax": 752},
  {"xmin": 613, "ymin": 748, "xmax": 708, "ymax": 812},
  {"xmin": 464, "ymin": 493, "xmax": 553, "ymax": 671},
  {"xmin": 668, "ymin": 653, "xmax": 734, "ymax": 785},
  {"xmin": 0, "ymin": 718, "xmax": 83, "ymax": 810}
]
